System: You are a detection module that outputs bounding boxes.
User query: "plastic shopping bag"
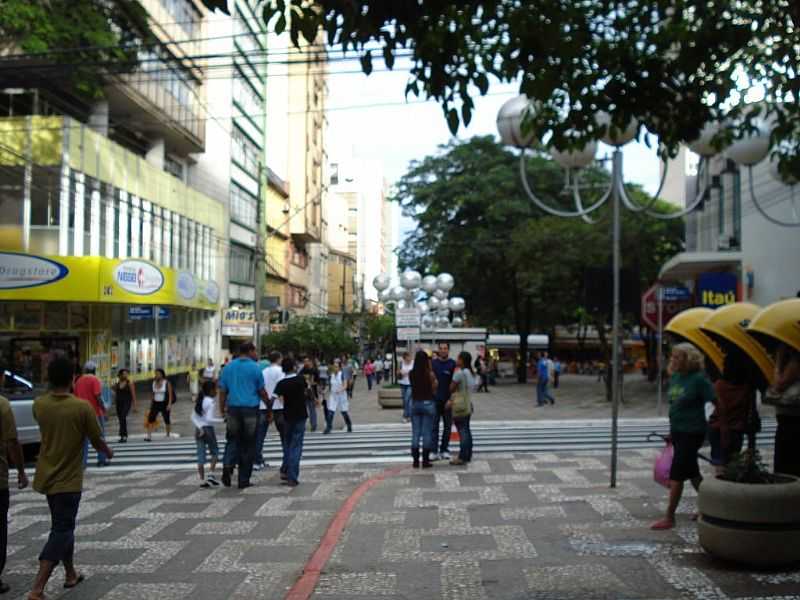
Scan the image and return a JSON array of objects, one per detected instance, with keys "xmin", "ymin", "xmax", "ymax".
[{"xmin": 653, "ymin": 441, "xmax": 674, "ymax": 488}]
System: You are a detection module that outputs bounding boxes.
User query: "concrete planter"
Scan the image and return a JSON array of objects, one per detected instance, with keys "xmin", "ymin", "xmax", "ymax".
[
  {"xmin": 377, "ymin": 387, "xmax": 403, "ymax": 409},
  {"xmin": 697, "ymin": 474, "xmax": 800, "ymax": 568}
]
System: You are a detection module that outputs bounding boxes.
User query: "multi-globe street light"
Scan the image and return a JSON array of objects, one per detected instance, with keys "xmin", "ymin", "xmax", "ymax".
[
  {"xmin": 497, "ymin": 95, "xmax": 799, "ymax": 487},
  {"xmin": 372, "ymin": 270, "xmax": 466, "ymax": 330}
]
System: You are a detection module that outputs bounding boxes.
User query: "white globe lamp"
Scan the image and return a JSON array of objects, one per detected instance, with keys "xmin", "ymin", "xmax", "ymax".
[
  {"xmin": 400, "ymin": 270, "xmax": 422, "ymax": 290},
  {"xmin": 436, "ymin": 273, "xmax": 455, "ymax": 292},
  {"xmin": 551, "ymin": 140, "xmax": 598, "ymax": 170},
  {"xmin": 596, "ymin": 111, "xmax": 639, "ymax": 146},
  {"xmin": 496, "ymin": 95, "xmax": 536, "ymax": 148},
  {"xmin": 449, "ymin": 297, "xmax": 466, "ymax": 312},
  {"xmin": 421, "ymin": 275, "xmax": 438, "ymax": 294}
]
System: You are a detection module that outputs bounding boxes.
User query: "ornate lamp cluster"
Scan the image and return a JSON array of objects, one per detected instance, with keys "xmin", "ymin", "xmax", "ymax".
[{"xmin": 372, "ymin": 271, "xmax": 466, "ymax": 329}]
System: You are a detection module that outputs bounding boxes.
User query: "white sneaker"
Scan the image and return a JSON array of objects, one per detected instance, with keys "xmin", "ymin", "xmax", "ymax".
[
  {"xmin": 207, "ymin": 475, "xmax": 220, "ymax": 486},
  {"xmin": 431, "ymin": 453, "xmax": 441, "ymax": 462},
  {"xmin": 440, "ymin": 451, "xmax": 451, "ymax": 460}
]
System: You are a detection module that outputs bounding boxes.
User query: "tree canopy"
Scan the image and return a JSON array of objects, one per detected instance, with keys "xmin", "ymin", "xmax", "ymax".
[
  {"xmin": 261, "ymin": 316, "xmax": 357, "ymax": 359},
  {"xmin": 394, "ymin": 136, "xmax": 682, "ymax": 381},
  {"xmin": 202, "ymin": 0, "xmax": 800, "ymax": 175}
]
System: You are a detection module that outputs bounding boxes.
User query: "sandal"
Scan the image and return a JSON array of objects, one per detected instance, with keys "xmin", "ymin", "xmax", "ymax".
[
  {"xmin": 650, "ymin": 518, "xmax": 675, "ymax": 530},
  {"xmin": 63, "ymin": 574, "xmax": 85, "ymax": 589}
]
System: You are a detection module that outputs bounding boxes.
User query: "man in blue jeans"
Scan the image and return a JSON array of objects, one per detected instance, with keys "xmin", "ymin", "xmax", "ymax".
[
  {"xmin": 431, "ymin": 343, "xmax": 456, "ymax": 461},
  {"xmin": 273, "ymin": 357, "xmax": 308, "ymax": 487},
  {"xmin": 536, "ymin": 352, "xmax": 556, "ymax": 406},
  {"xmin": 219, "ymin": 342, "xmax": 268, "ymax": 489}
]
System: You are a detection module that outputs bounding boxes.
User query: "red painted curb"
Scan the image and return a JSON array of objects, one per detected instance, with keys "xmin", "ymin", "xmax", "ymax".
[{"xmin": 284, "ymin": 465, "xmax": 408, "ymax": 600}]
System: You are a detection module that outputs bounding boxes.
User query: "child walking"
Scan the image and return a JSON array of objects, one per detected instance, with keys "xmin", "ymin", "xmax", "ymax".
[{"xmin": 192, "ymin": 380, "xmax": 221, "ymax": 488}]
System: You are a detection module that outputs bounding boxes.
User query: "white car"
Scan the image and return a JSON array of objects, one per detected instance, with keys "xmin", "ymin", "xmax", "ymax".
[{"xmin": 3, "ymin": 370, "xmax": 40, "ymax": 449}]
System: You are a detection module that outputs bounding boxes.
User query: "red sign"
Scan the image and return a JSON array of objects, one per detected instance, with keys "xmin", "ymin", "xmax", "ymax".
[{"xmin": 641, "ymin": 284, "xmax": 693, "ymax": 330}]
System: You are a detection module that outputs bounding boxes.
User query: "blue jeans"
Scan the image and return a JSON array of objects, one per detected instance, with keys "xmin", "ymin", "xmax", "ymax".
[
  {"xmin": 454, "ymin": 415, "xmax": 473, "ymax": 462},
  {"xmin": 411, "ymin": 400, "xmax": 436, "ymax": 451},
  {"xmin": 285, "ymin": 418, "xmax": 307, "ymax": 483},
  {"xmin": 431, "ymin": 401, "xmax": 453, "ymax": 454},
  {"xmin": 367, "ymin": 374, "xmax": 374, "ymax": 390},
  {"xmin": 195, "ymin": 426, "xmax": 219, "ymax": 465},
  {"xmin": 306, "ymin": 398, "xmax": 318, "ymax": 431},
  {"xmin": 255, "ymin": 409, "xmax": 269, "ymax": 466},
  {"xmin": 400, "ymin": 384, "xmax": 412, "ymax": 418},
  {"xmin": 224, "ymin": 406, "xmax": 259, "ymax": 486},
  {"xmin": 83, "ymin": 415, "xmax": 107, "ymax": 467},
  {"xmin": 537, "ymin": 380, "xmax": 555, "ymax": 405},
  {"xmin": 273, "ymin": 410, "xmax": 288, "ymax": 474},
  {"xmin": 39, "ymin": 492, "xmax": 81, "ymax": 564}
]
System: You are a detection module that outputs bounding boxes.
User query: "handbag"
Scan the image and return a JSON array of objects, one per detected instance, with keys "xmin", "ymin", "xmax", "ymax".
[
  {"xmin": 451, "ymin": 373, "xmax": 472, "ymax": 418},
  {"xmin": 763, "ymin": 381, "xmax": 800, "ymax": 408},
  {"xmin": 653, "ymin": 440, "xmax": 674, "ymax": 488}
]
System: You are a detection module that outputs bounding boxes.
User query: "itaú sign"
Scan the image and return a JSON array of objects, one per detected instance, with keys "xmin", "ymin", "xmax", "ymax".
[
  {"xmin": 113, "ymin": 260, "xmax": 164, "ymax": 295},
  {"xmin": 0, "ymin": 252, "xmax": 69, "ymax": 289}
]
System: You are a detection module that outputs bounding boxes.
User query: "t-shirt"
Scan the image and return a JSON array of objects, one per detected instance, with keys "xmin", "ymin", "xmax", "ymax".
[
  {"xmin": 218, "ymin": 357, "xmax": 264, "ymax": 409},
  {"xmin": 0, "ymin": 396, "xmax": 18, "ymax": 490},
  {"xmin": 341, "ymin": 364, "xmax": 354, "ymax": 382},
  {"xmin": 33, "ymin": 392, "xmax": 103, "ymax": 495},
  {"xmin": 274, "ymin": 373, "xmax": 308, "ymax": 422},
  {"xmin": 74, "ymin": 374, "xmax": 104, "ymax": 416},
  {"xmin": 202, "ymin": 366, "xmax": 216, "ymax": 379},
  {"xmin": 432, "ymin": 357, "xmax": 456, "ymax": 403},
  {"xmin": 399, "ymin": 360, "xmax": 413, "ymax": 385},
  {"xmin": 668, "ymin": 371, "xmax": 715, "ymax": 434},
  {"xmin": 191, "ymin": 396, "xmax": 219, "ymax": 429},
  {"xmin": 263, "ymin": 364, "xmax": 285, "ymax": 410},
  {"xmin": 537, "ymin": 359, "xmax": 549, "ymax": 382},
  {"xmin": 318, "ymin": 365, "xmax": 329, "ymax": 381},
  {"xmin": 451, "ymin": 369, "xmax": 476, "ymax": 415}
]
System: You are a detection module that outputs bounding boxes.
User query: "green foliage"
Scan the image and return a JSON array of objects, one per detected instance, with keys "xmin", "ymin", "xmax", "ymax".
[
  {"xmin": 721, "ymin": 449, "xmax": 778, "ymax": 484},
  {"xmin": 205, "ymin": 0, "xmax": 800, "ymax": 174},
  {"xmin": 261, "ymin": 317, "xmax": 357, "ymax": 360},
  {"xmin": 0, "ymin": 0, "xmax": 153, "ymax": 98},
  {"xmin": 364, "ymin": 314, "xmax": 394, "ymax": 351}
]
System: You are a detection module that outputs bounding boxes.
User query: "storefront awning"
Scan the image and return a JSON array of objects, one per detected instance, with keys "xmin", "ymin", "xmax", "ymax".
[{"xmin": 659, "ymin": 251, "xmax": 743, "ymax": 283}]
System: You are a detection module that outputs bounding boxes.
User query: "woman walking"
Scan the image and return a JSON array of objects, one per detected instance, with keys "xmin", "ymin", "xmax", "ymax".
[
  {"xmin": 364, "ymin": 359, "xmax": 376, "ymax": 391},
  {"xmin": 192, "ymin": 380, "xmax": 221, "ymax": 488},
  {"xmin": 409, "ymin": 350, "xmax": 437, "ymax": 468},
  {"xmin": 448, "ymin": 351, "xmax": 476, "ymax": 465},
  {"xmin": 324, "ymin": 363, "xmax": 353, "ymax": 434},
  {"xmin": 112, "ymin": 369, "xmax": 136, "ymax": 443},
  {"xmin": 145, "ymin": 368, "xmax": 173, "ymax": 441},
  {"xmin": 651, "ymin": 343, "xmax": 714, "ymax": 530},
  {"xmin": 398, "ymin": 352, "xmax": 414, "ymax": 423}
]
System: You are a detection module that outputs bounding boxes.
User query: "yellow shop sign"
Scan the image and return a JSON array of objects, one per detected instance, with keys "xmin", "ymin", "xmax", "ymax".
[{"xmin": 0, "ymin": 252, "xmax": 219, "ymax": 309}]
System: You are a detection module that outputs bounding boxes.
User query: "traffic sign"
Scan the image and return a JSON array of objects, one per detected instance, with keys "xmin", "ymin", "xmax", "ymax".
[
  {"xmin": 396, "ymin": 327, "xmax": 421, "ymax": 341},
  {"xmin": 395, "ymin": 308, "xmax": 421, "ymax": 327},
  {"xmin": 641, "ymin": 284, "xmax": 692, "ymax": 330}
]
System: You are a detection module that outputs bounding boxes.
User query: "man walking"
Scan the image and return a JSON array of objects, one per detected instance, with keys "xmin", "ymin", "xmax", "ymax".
[
  {"xmin": 28, "ymin": 357, "xmax": 113, "ymax": 599},
  {"xmin": 219, "ymin": 342, "xmax": 268, "ymax": 489},
  {"xmin": 341, "ymin": 356, "xmax": 355, "ymax": 401},
  {"xmin": 73, "ymin": 361, "xmax": 109, "ymax": 467},
  {"xmin": 263, "ymin": 352, "xmax": 287, "ymax": 479},
  {"xmin": 274, "ymin": 357, "xmax": 308, "ymax": 486},
  {"xmin": 299, "ymin": 357, "xmax": 320, "ymax": 432},
  {"xmin": 0, "ymin": 367, "xmax": 28, "ymax": 595},
  {"xmin": 536, "ymin": 352, "xmax": 556, "ymax": 406},
  {"xmin": 431, "ymin": 343, "xmax": 456, "ymax": 460}
]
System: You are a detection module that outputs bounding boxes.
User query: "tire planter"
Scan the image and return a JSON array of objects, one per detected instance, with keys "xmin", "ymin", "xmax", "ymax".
[
  {"xmin": 377, "ymin": 387, "xmax": 403, "ymax": 409},
  {"xmin": 697, "ymin": 474, "xmax": 800, "ymax": 568}
]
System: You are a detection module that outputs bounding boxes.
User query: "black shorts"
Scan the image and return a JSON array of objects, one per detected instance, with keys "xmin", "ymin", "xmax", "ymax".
[
  {"xmin": 148, "ymin": 401, "xmax": 171, "ymax": 425},
  {"xmin": 669, "ymin": 431, "xmax": 706, "ymax": 481},
  {"xmin": 708, "ymin": 428, "xmax": 744, "ymax": 466}
]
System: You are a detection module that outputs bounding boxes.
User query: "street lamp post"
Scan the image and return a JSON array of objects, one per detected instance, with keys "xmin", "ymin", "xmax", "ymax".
[{"xmin": 497, "ymin": 96, "xmax": 800, "ymax": 488}]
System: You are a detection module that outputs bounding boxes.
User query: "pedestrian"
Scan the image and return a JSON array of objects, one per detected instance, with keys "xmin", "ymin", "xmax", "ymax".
[
  {"xmin": 341, "ymin": 356, "xmax": 355, "ymax": 401},
  {"xmin": 409, "ymin": 350, "xmax": 437, "ymax": 468},
  {"xmin": 364, "ymin": 359, "xmax": 375, "ymax": 391},
  {"xmin": 382, "ymin": 356, "xmax": 391, "ymax": 382},
  {"xmin": 398, "ymin": 351, "xmax": 414, "ymax": 423},
  {"xmin": 188, "ymin": 362, "xmax": 199, "ymax": 397},
  {"xmin": 274, "ymin": 357, "xmax": 308, "ymax": 486},
  {"xmin": 262, "ymin": 351, "xmax": 285, "ymax": 475},
  {"xmin": 192, "ymin": 380, "xmax": 221, "ymax": 488},
  {"xmin": 112, "ymin": 368, "xmax": 136, "ymax": 443},
  {"xmin": 536, "ymin": 353, "xmax": 555, "ymax": 406},
  {"xmin": 317, "ymin": 359, "xmax": 329, "ymax": 411},
  {"xmin": 0, "ymin": 366, "xmax": 28, "ymax": 595},
  {"xmin": 708, "ymin": 348, "xmax": 758, "ymax": 474},
  {"xmin": 448, "ymin": 351, "xmax": 476, "ymax": 465},
  {"xmin": 73, "ymin": 361, "xmax": 109, "ymax": 467},
  {"xmin": 431, "ymin": 342, "xmax": 456, "ymax": 461},
  {"xmin": 218, "ymin": 342, "xmax": 268, "ymax": 490},
  {"xmin": 325, "ymin": 363, "xmax": 353, "ymax": 433},
  {"xmin": 651, "ymin": 343, "xmax": 713, "ymax": 530},
  {"xmin": 299, "ymin": 357, "xmax": 320, "ymax": 432},
  {"xmin": 253, "ymin": 351, "xmax": 272, "ymax": 472},
  {"xmin": 474, "ymin": 355, "xmax": 489, "ymax": 393},
  {"xmin": 553, "ymin": 357, "xmax": 562, "ymax": 388},
  {"xmin": 770, "ymin": 343, "xmax": 800, "ymax": 476},
  {"xmin": 375, "ymin": 357, "xmax": 383, "ymax": 384},
  {"xmin": 27, "ymin": 357, "xmax": 114, "ymax": 600},
  {"xmin": 144, "ymin": 368, "xmax": 173, "ymax": 442}
]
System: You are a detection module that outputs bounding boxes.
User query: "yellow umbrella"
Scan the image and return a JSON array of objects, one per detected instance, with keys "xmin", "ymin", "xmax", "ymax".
[
  {"xmin": 747, "ymin": 298, "xmax": 800, "ymax": 354},
  {"xmin": 665, "ymin": 307, "xmax": 724, "ymax": 373},
  {"xmin": 700, "ymin": 302, "xmax": 774, "ymax": 386}
]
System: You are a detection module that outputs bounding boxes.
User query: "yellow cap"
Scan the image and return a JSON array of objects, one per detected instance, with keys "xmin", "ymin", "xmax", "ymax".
[
  {"xmin": 700, "ymin": 303, "xmax": 774, "ymax": 385},
  {"xmin": 665, "ymin": 307, "xmax": 724, "ymax": 372},
  {"xmin": 747, "ymin": 298, "xmax": 800, "ymax": 354}
]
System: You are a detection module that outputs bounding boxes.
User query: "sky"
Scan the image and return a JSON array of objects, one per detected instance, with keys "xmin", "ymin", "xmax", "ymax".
[{"xmin": 324, "ymin": 57, "xmax": 665, "ymax": 240}]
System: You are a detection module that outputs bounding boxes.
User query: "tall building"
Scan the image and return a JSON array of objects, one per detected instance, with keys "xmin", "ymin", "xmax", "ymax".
[{"xmin": 0, "ymin": 0, "xmax": 225, "ymax": 384}]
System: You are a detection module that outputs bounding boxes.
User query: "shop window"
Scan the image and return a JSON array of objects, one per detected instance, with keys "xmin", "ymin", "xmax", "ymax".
[
  {"xmin": 70, "ymin": 305, "xmax": 90, "ymax": 330},
  {"xmin": 44, "ymin": 303, "xmax": 69, "ymax": 330},
  {"xmin": 13, "ymin": 303, "xmax": 42, "ymax": 330}
]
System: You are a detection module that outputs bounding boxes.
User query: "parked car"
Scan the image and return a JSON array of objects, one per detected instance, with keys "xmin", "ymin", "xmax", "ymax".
[{"xmin": 3, "ymin": 369, "xmax": 41, "ymax": 449}]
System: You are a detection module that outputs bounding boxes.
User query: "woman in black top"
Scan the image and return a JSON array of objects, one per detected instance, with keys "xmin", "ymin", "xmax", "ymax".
[
  {"xmin": 112, "ymin": 369, "xmax": 137, "ymax": 443},
  {"xmin": 410, "ymin": 350, "xmax": 438, "ymax": 468}
]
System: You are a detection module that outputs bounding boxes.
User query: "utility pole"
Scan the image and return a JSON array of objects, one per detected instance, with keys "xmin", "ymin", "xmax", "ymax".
[{"xmin": 254, "ymin": 162, "xmax": 265, "ymax": 351}]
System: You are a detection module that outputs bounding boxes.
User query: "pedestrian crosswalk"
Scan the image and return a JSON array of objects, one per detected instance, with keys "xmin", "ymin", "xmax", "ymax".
[{"xmin": 87, "ymin": 418, "xmax": 778, "ymax": 470}]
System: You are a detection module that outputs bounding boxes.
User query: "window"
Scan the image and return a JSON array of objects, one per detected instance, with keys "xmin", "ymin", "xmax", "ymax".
[
  {"xmin": 233, "ymin": 70, "xmax": 263, "ymax": 117},
  {"xmin": 230, "ymin": 243, "xmax": 255, "ymax": 284},
  {"xmin": 289, "ymin": 285, "xmax": 307, "ymax": 308},
  {"xmin": 230, "ymin": 184, "xmax": 258, "ymax": 227},
  {"xmin": 164, "ymin": 155, "xmax": 184, "ymax": 181},
  {"xmin": 231, "ymin": 127, "xmax": 260, "ymax": 173},
  {"xmin": 291, "ymin": 244, "xmax": 308, "ymax": 269},
  {"xmin": 159, "ymin": 0, "xmax": 199, "ymax": 39}
]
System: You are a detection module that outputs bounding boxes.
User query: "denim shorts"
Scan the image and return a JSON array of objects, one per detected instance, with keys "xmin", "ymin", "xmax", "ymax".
[{"xmin": 195, "ymin": 426, "xmax": 219, "ymax": 464}]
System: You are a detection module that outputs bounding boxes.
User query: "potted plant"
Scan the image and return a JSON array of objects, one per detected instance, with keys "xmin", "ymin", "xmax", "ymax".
[{"xmin": 377, "ymin": 382, "xmax": 403, "ymax": 409}]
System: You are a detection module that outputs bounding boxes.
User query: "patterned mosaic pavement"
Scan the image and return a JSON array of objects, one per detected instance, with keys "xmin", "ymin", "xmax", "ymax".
[{"xmin": 4, "ymin": 448, "xmax": 799, "ymax": 599}]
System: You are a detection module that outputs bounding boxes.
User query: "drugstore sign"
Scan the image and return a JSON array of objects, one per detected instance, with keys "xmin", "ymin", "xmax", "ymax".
[{"xmin": 0, "ymin": 252, "xmax": 69, "ymax": 289}]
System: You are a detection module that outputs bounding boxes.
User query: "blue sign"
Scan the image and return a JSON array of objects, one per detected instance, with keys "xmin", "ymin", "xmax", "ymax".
[
  {"xmin": 661, "ymin": 286, "xmax": 692, "ymax": 302},
  {"xmin": 128, "ymin": 306, "xmax": 170, "ymax": 321},
  {"xmin": 697, "ymin": 272, "xmax": 738, "ymax": 308}
]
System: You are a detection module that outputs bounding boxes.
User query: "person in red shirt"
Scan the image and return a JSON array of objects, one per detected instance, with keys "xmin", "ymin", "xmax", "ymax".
[{"xmin": 73, "ymin": 362, "xmax": 110, "ymax": 467}]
